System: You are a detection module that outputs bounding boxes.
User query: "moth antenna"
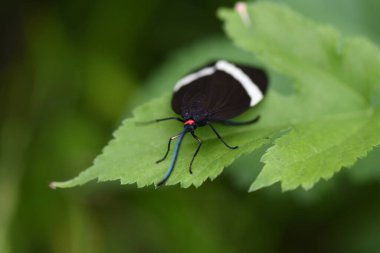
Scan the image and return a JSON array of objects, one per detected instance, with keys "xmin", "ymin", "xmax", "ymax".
[{"xmin": 157, "ymin": 126, "xmax": 190, "ymax": 186}]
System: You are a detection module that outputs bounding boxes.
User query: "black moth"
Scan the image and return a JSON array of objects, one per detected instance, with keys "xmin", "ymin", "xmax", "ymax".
[{"xmin": 150, "ymin": 60, "xmax": 268, "ymax": 186}]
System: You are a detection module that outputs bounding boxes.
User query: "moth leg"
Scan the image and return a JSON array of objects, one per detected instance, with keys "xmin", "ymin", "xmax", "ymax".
[
  {"xmin": 154, "ymin": 117, "xmax": 185, "ymax": 123},
  {"xmin": 189, "ymin": 131, "xmax": 203, "ymax": 174},
  {"xmin": 208, "ymin": 124, "xmax": 238, "ymax": 150},
  {"xmin": 136, "ymin": 117, "xmax": 184, "ymax": 125},
  {"xmin": 156, "ymin": 134, "xmax": 180, "ymax": 163},
  {"xmin": 213, "ymin": 115, "xmax": 260, "ymax": 126}
]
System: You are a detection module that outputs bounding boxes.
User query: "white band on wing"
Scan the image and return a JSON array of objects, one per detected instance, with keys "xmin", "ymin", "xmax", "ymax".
[
  {"xmin": 215, "ymin": 60, "xmax": 263, "ymax": 106},
  {"xmin": 174, "ymin": 67, "xmax": 215, "ymax": 92}
]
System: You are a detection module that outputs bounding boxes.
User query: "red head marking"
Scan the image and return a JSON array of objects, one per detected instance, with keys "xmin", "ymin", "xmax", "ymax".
[{"xmin": 184, "ymin": 119, "xmax": 196, "ymax": 126}]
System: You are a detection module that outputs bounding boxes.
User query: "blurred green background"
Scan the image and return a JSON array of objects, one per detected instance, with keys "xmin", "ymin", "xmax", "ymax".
[{"xmin": 1, "ymin": 0, "xmax": 380, "ymax": 252}]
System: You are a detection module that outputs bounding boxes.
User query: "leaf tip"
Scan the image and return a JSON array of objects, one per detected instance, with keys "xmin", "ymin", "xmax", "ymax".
[
  {"xmin": 48, "ymin": 179, "xmax": 79, "ymax": 189},
  {"xmin": 216, "ymin": 7, "xmax": 230, "ymax": 20},
  {"xmin": 248, "ymin": 181, "xmax": 263, "ymax": 192},
  {"xmin": 49, "ymin": 182, "xmax": 58, "ymax": 190}
]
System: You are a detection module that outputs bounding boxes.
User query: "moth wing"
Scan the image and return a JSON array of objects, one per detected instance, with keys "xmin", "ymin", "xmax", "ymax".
[{"xmin": 172, "ymin": 71, "xmax": 251, "ymax": 120}]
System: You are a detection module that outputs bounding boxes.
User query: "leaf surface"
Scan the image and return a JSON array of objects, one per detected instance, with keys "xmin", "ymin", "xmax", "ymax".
[{"xmin": 218, "ymin": 2, "xmax": 380, "ymax": 191}]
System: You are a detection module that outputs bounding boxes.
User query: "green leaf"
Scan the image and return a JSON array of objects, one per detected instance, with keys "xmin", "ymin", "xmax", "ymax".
[
  {"xmin": 51, "ymin": 92, "xmax": 272, "ymax": 188},
  {"xmin": 51, "ymin": 38, "xmax": 281, "ymax": 189},
  {"xmin": 218, "ymin": 2, "xmax": 380, "ymax": 191}
]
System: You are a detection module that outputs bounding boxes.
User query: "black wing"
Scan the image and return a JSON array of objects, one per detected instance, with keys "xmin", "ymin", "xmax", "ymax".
[
  {"xmin": 171, "ymin": 61, "xmax": 268, "ymax": 121},
  {"xmin": 171, "ymin": 74, "xmax": 248, "ymax": 121}
]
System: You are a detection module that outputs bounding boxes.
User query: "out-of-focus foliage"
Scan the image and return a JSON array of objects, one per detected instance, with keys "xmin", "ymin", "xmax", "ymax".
[{"xmin": 1, "ymin": 0, "xmax": 380, "ymax": 253}]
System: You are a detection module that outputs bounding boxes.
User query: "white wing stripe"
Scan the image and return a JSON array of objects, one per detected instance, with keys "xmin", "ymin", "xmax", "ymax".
[
  {"xmin": 174, "ymin": 67, "xmax": 215, "ymax": 92},
  {"xmin": 215, "ymin": 60, "xmax": 263, "ymax": 106}
]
